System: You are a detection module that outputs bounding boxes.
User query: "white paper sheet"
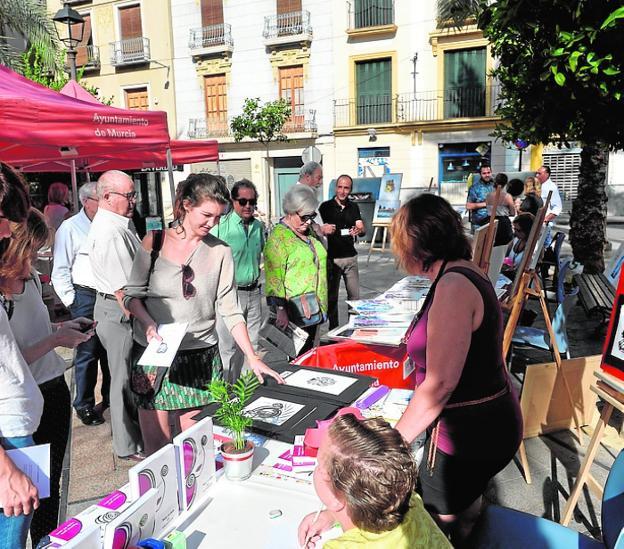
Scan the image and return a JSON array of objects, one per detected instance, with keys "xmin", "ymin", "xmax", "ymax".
[
  {"xmin": 283, "ymin": 369, "xmax": 358, "ymax": 396},
  {"xmin": 243, "ymin": 397, "xmax": 305, "ymax": 426},
  {"xmin": 138, "ymin": 322, "xmax": 188, "ymax": 367},
  {"xmin": 1, "ymin": 444, "xmax": 50, "ymax": 505}
]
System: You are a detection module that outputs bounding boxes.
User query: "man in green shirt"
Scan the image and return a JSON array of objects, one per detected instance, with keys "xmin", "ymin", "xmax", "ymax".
[{"xmin": 211, "ymin": 179, "xmax": 265, "ymax": 383}]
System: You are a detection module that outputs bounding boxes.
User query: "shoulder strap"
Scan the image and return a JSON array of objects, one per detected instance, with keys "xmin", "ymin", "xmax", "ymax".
[{"xmin": 147, "ymin": 230, "xmax": 163, "ymax": 285}]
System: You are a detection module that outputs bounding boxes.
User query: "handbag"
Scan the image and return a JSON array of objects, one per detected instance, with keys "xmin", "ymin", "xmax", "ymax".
[{"xmin": 287, "ymin": 291, "xmax": 323, "ymax": 327}]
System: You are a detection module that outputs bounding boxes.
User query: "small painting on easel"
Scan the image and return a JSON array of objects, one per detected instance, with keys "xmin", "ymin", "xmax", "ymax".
[{"xmin": 601, "ymin": 270, "xmax": 624, "ymax": 381}]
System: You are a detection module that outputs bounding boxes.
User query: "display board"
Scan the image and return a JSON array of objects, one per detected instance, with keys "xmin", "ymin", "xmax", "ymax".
[
  {"xmin": 600, "ymin": 268, "xmax": 624, "ymax": 381},
  {"xmin": 372, "ymin": 173, "xmax": 402, "ymax": 223}
]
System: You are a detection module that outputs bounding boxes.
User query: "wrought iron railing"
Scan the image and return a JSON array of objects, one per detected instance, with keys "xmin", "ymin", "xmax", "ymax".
[
  {"xmin": 188, "ymin": 117, "xmax": 231, "ymax": 138},
  {"xmin": 347, "ymin": 0, "xmax": 394, "ymax": 29},
  {"xmin": 334, "ymin": 85, "xmax": 501, "ymax": 127},
  {"xmin": 110, "ymin": 37, "xmax": 150, "ymax": 66},
  {"xmin": 188, "ymin": 23, "xmax": 233, "ymax": 50},
  {"xmin": 76, "ymin": 45, "xmax": 100, "ymax": 68},
  {"xmin": 283, "ymin": 109, "xmax": 317, "ymax": 133},
  {"xmin": 263, "ymin": 10, "xmax": 312, "ymax": 40}
]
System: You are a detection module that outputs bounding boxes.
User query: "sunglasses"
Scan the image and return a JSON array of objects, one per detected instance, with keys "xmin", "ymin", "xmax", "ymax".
[
  {"xmin": 235, "ymin": 198, "xmax": 257, "ymax": 207},
  {"xmin": 182, "ymin": 264, "xmax": 196, "ymax": 300},
  {"xmin": 298, "ymin": 212, "xmax": 317, "ymax": 223}
]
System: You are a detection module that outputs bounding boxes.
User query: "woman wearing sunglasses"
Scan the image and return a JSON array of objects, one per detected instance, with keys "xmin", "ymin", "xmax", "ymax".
[
  {"xmin": 264, "ymin": 185, "xmax": 328, "ymax": 354},
  {"xmin": 123, "ymin": 174, "xmax": 284, "ymax": 455}
]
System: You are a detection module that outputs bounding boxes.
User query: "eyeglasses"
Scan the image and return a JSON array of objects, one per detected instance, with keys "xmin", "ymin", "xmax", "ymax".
[
  {"xmin": 108, "ymin": 191, "xmax": 137, "ymax": 202},
  {"xmin": 85, "ymin": 196, "xmax": 98, "ymax": 202},
  {"xmin": 182, "ymin": 264, "xmax": 196, "ymax": 300},
  {"xmin": 234, "ymin": 198, "xmax": 257, "ymax": 207},
  {"xmin": 298, "ymin": 212, "xmax": 317, "ymax": 223}
]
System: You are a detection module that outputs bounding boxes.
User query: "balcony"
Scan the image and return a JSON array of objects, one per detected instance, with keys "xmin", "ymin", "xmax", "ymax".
[
  {"xmin": 188, "ymin": 117, "xmax": 231, "ymax": 139},
  {"xmin": 76, "ymin": 45, "xmax": 100, "ymax": 70},
  {"xmin": 283, "ymin": 109, "xmax": 317, "ymax": 134},
  {"xmin": 110, "ymin": 37, "xmax": 150, "ymax": 67},
  {"xmin": 263, "ymin": 10, "xmax": 312, "ymax": 47},
  {"xmin": 347, "ymin": 0, "xmax": 396, "ymax": 36},
  {"xmin": 333, "ymin": 85, "xmax": 500, "ymax": 128},
  {"xmin": 189, "ymin": 23, "xmax": 234, "ymax": 57}
]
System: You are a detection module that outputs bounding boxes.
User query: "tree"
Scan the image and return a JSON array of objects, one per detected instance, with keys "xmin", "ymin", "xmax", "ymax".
[
  {"xmin": 437, "ymin": 0, "xmax": 624, "ymax": 272},
  {"xmin": 0, "ymin": 0, "xmax": 61, "ymax": 75},
  {"xmin": 230, "ymin": 97, "xmax": 292, "ymax": 222}
]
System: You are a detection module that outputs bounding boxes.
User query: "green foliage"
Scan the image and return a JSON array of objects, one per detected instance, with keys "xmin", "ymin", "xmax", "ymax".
[
  {"xmin": 436, "ymin": 0, "xmax": 481, "ymax": 27},
  {"xmin": 230, "ymin": 98, "xmax": 292, "ymax": 145},
  {"xmin": 0, "ymin": 0, "xmax": 61, "ymax": 74},
  {"xmin": 21, "ymin": 44, "xmax": 114, "ymax": 105},
  {"xmin": 206, "ymin": 372, "xmax": 260, "ymax": 452},
  {"xmin": 476, "ymin": 0, "xmax": 624, "ymax": 150}
]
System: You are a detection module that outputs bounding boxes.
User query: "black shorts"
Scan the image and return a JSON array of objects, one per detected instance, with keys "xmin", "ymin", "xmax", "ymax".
[{"xmin": 416, "ymin": 436, "xmax": 506, "ymax": 516}]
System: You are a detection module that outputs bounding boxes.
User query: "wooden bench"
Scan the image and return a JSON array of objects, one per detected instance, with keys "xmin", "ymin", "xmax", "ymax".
[{"xmin": 574, "ymin": 272, "xmax": 615, "ymax": 326}]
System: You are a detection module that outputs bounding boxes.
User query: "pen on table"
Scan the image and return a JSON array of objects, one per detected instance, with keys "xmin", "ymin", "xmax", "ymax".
[{"xmin": 304, "ymin": 506, "xmax": 324, "ymax": 547}]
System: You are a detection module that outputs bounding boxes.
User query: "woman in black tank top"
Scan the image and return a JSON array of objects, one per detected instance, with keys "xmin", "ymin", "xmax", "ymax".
[{"xmin": 390, "ymin": 194, "xmax": 523, "ymax": 547}]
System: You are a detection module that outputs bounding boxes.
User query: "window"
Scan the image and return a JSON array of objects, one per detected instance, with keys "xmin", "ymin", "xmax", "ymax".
[
  {"xmin": 353, "ymin": 0, "xmax": 393, "ymax": 29},
  {"xmin": 119, "ymin": 4, "xmax": 142, "ymax": 40},
  {"xmin": 204, "ymin": 74, "xmax": 228, "ymax": 133},
  {"xmin": 276, "ymin": 0, "xmax": 302, "ymax": 35},
  {"xmin": 279, "ymin": 66, "xmax": 304, "ymax": 131},
  {"xmin": 277, "ymin": 0, "xmax": 301, "ymax": 14},
  {"xmin": 75, "ymin": 12, "xmax": 93, "ymax": 66},
  {"xmin": 125, "ymin": 87, "xmax": 149, "ymax": 110},
  {"xmin": 356, "ymin": 58, "xmax": 392, "ymax": 125},
  {"xmin": 443, "ymin": 47, "xmax": 486, "ymax": 118},
  {"xmin": 201, "ymin": 0, "xmax": 224, "ymax": 27}
]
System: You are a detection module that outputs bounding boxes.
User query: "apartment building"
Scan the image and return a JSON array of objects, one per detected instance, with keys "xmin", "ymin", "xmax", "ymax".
[
  {"xmin": 48, "ymin": 0, "xmax": 178, "ymax": 221},
  {"xmin": 171, "ymin": 0, "xmax": 334, "ymax": 219}
]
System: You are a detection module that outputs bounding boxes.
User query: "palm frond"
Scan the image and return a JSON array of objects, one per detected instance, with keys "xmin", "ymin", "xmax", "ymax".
[
  {"xmin": 436, "ymin": 0, "xmax": 481, "ymax": 28},
  {"xmin": 0, "ymin": 0, "xmax": 62, "ymax": 75}
]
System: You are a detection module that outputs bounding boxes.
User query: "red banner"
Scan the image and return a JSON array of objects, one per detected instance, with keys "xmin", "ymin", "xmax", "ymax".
[{"xmin": 600, "ymin": 269, "xmax": 624, "ymax": 381}]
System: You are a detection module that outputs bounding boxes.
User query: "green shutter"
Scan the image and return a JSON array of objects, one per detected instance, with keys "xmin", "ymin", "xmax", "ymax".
[
  {"xmin": 443, "ymin": 48, "xmax": 486, "ymax": 118},
  {"xmin": 356, "ymin": 58, "xmax": 392, "ymax": 124},
  {"xmin": 354, "ymin": 0, "xmax": 393, "ymax": 28}
]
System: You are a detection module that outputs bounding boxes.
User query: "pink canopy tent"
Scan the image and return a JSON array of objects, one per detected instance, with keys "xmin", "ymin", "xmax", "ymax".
[{"xmin": 0, "ymin": 67, "xmax": 219, "ymax": 207}]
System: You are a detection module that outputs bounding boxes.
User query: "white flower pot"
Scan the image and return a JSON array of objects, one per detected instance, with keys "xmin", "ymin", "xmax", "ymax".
[{"xmin": 221, "ymin": 440, "xmax": 254, "ymax": 481}]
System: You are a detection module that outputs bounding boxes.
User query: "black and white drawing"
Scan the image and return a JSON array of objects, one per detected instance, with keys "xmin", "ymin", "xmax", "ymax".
[
  {"xmin": 610, "ymin": 302, "xmax": 624, "ymax": 362},
  {"xmin": 284, "ymin": 369, "xmax": 358, "ymax": 396},
  {"xmin": 243, "ymin": 397, "xmax": 305, "ymax": 426}
]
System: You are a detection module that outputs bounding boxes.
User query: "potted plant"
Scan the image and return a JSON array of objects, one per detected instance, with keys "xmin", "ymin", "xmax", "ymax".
[{"xmin": 207, "ymin": 372, "xmax": 260, "ymax": 481}]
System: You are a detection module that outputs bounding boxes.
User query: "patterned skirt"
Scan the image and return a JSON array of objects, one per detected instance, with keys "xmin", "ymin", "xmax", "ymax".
[{"xmin": 130, "ymin": 342, "xmax": 223, "ymax": 411}]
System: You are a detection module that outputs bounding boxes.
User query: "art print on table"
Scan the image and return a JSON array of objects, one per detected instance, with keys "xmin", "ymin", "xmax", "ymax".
[
  {"xmin": 243, "ymin": 397, "xmax": 304, "ymax": 426},
  {"xmin": 284, "ymin": 369, "xmax": 358, "ymax": 396}
]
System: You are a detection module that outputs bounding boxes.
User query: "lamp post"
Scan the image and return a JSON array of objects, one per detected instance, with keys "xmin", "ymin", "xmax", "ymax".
[{"xmin": 53, "ymin": 3, "xmax": 85, "ymax": 81}]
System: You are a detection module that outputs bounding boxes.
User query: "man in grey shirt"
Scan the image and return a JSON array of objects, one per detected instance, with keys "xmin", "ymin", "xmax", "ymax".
[{"xmin": 87, "ymin": 170, "xmax": 143, "ymax": 460}]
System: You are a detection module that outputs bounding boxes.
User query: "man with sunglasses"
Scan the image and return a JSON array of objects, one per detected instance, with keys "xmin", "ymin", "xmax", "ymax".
[
  {"xmin": 87, "ymin": 170, "xmax": 143, "ymax": 461},
  {"xmin": 52, "ymin": 182, "xmax": 110, "ymax": 427},
  {"xmin": 211, "ymin": 179, "xmax": 265, "ymax": 383}
]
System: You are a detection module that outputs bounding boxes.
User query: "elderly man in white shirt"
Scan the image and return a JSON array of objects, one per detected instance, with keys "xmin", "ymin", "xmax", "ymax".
[
  {"xmin": 87, "ymin": 170, "xmax": 143, "ymax": 460},
  {"xmin": 536, "ymin": 165, "xmax": 563, "ymax": 247},
  {"xmin": 52, "ymin": 182, "xmax": 110, "ymax": 427}
]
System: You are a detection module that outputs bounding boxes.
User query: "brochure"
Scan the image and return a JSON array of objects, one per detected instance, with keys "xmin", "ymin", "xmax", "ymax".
[
  {"xmin": 1, "ymin": 444, "xmax": 50, "ymax": 505},
  {"xmin": 138, "ymin": 322, "xmax": 188, "ymax": 368},
  {"xmin": 173, "ymin": 416, "xmax": 216, "ymax": 513},
  {"xmin": 128, "ymin": 443, "xmax": 179, "ymax": 537}
]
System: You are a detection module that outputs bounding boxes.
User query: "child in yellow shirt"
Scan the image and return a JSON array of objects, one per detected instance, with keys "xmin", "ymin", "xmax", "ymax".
[{"xmin": 298, "ymin": 414, "xmax": 451, "ymax": 548}]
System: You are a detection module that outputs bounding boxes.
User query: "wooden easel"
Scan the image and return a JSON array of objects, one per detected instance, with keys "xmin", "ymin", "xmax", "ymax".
[
  {"xmin": 502, "ymin": 194, "xmax": 584, "ymax": 484},
  {"xmin": 473, "ymin": 186, "xmax": 501, "ymax": 273},
  {"xmin": 367, "ymin": 222, "xmax": 391, "ymax": 264},
  {"xmin": 560, "ymin": 371, "xmax": 623, "ymax": 525}
]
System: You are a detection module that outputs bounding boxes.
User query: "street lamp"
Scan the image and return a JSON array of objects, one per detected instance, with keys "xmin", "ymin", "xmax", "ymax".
[{"xmin": 53, "ymin": 3, "xmax": 85, "ymax": 81}]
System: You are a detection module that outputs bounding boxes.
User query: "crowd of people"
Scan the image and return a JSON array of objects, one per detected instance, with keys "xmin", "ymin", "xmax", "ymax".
[{"xmin": 0, "ymin": 157, "xmax": 538, "ymax": 548}]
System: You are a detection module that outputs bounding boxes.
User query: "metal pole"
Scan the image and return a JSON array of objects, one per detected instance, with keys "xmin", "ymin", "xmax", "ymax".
[
  {"xmin": 166, "ymin": 148, "xmax": 176, "ymax": 206},
  {"xmin": 67, "ymin": 48, "xmax": 78, "ymax": 81},
  {"xmin": 70, "ymin": 159, "xmax": 79, "ymax": 213}
]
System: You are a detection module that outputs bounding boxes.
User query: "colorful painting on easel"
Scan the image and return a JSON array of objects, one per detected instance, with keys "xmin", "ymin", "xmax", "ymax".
[{"xmin": 601, "ymin": 269, "xmax": 624, "ymax": 381}]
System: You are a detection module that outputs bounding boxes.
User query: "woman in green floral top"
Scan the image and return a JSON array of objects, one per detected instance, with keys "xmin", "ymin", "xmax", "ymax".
[{"xmin": 264, "ymin": 185, "xmax": 327, "ymax": 354}]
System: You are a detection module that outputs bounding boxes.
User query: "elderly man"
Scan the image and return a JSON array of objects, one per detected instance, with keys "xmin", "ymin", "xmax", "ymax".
[
  {"xmin": 297, "ymin": 161, "xmax": 335, "ymax": 238},
  {"xmin": 319, "ymin": 174, "xmax": 366, "ymax": 329},
  {"xmin": 87, "ymin": 170, "xmax": 142, "ymax": 460},
  {"xmin": 211, "ymin": 179, "xmax": 264, "ymax": 383},
  {"xmin": 536, "ymin": 165, "xmax": 562, "ymax": 224},
  {"xmin": 52, "ymin": 182, "xmax": 110, "ymax": 427}
]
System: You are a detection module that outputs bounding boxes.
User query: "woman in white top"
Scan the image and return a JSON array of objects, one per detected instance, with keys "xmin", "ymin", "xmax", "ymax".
[
  {"xmin": 0, "ymin": 163, "xmax": 43, "ymax": 549},
  {"xmin": 0, "ymin": 208, "xmax": 93, "ymax": 546},
  {"xmin": 503, "ymin": 213, "xmax": 535, "ymax": 276}
]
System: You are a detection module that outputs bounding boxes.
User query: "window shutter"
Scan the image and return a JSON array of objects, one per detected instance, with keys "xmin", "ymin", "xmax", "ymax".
[
  {"xmin": 201, "ymin": 0, "xmax": 224, "ymax": 27},
  {"xmin": 443, "ymin": 48, "xmax": 486, "ymax": 118},
  {"xmin": 119, "ymin": 5, "xmax": 142, "ymax": 39},
  {"xmin": 356, "ymin": 58, "xmax": 391, "ymax": 124},
  {"xmin": 75, "ymin": 13, "xmax": 92, "ymax": 66},
  {"xmin": 277, "ymin": 0, "xmax": 301, "ymax": 15},
  {"xmin": 279, "ymin": 66, "xmax": 304, "ymax": 130},
  {"xmin": 125, "ymin": 88, "xmax": 149, "ymax": 110},
  {"xmin": 204, "ymin": 74, "xmax": 228, "ymax": 134}
]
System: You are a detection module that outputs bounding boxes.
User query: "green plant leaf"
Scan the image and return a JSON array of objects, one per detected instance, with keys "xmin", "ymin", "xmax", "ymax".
[
  {"xmin": 569, "ymin": 51, "xmax": 582, "ymax": 72},
  {"xmin": 601, "ymin": 6, "xmax": 624, "ymax": 29},
  {"xmin": 553, "ymin": 71, "xmax": 566, "ymax": 86}
]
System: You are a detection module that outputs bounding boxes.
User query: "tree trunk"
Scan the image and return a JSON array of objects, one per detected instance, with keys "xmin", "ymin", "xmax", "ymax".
[{"xmin": 569, "ymin": 142, "xmax": 608, "ymax": 274}]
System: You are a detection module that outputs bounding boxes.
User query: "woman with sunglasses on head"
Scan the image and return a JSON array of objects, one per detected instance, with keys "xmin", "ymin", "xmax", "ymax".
[
  {"xmin": 123, "ymin": 173, "xmax": 284, "ymax": 456},
  {"xmin": 264, "ymin": 185, "xmax": 328, "ymax": 354}
]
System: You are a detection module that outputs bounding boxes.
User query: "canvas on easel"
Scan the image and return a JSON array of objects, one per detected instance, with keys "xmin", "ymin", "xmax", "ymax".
[{"xmin": 600, "ymin": 267, "xmax": 624, "ymax": 382}]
